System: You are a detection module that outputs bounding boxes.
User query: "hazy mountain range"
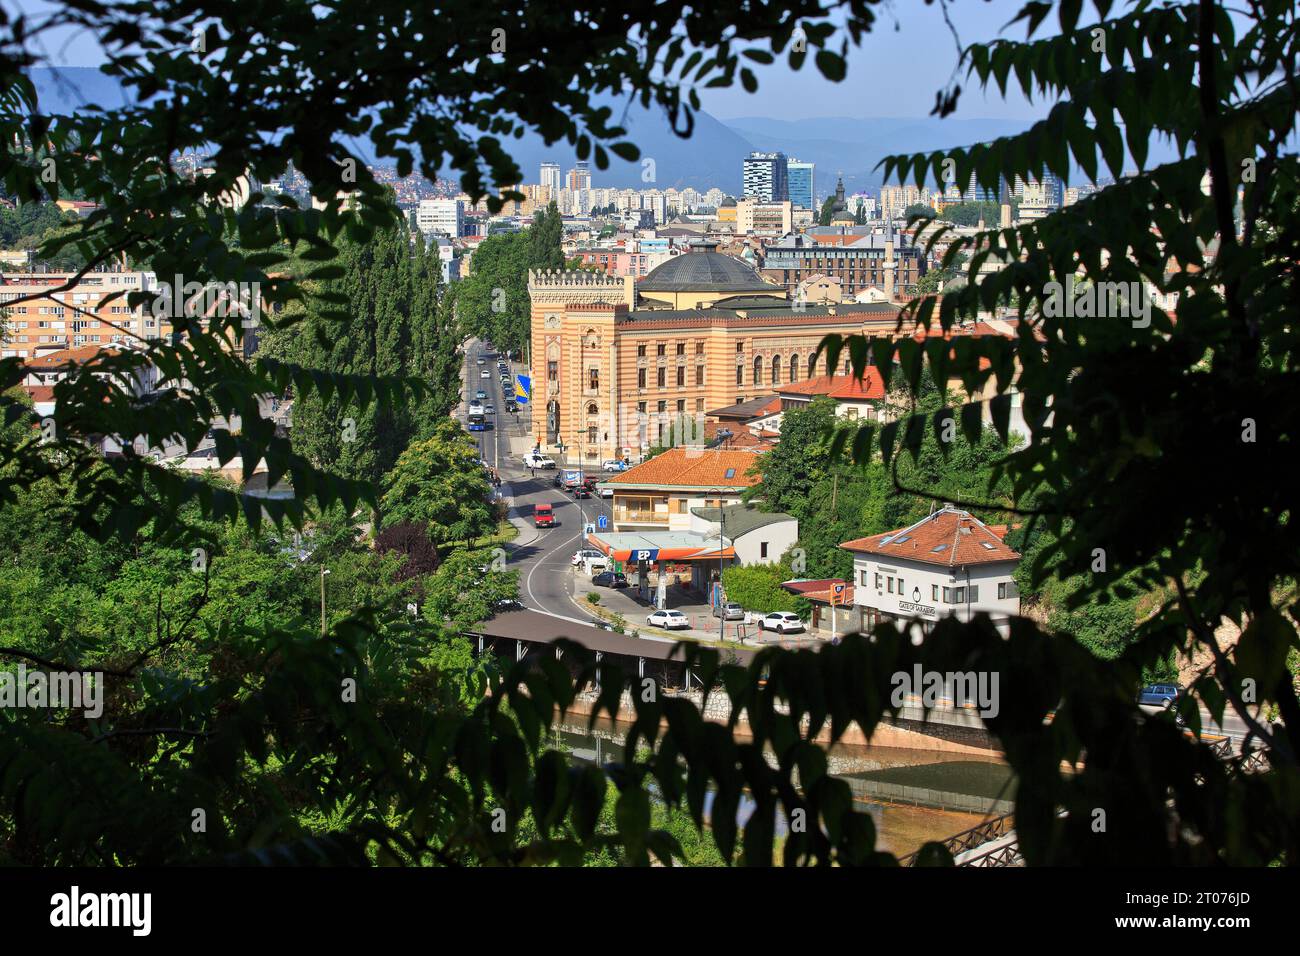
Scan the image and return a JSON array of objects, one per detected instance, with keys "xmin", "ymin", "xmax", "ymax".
[{"xmin": 27, "ymin": 67, "xmax": 1167, "ymax": 195}]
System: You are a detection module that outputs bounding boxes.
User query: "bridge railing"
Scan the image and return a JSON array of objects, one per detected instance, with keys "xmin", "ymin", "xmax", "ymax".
[{"xmin": 896, "ymin": 811, "xmax": 1016, "ymax": 867}]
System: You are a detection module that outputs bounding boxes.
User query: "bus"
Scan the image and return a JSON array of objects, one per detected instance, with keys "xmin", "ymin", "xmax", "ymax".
[{"xmin": 467, "ymin": 412, "xmax": 486, "ymax": 432}]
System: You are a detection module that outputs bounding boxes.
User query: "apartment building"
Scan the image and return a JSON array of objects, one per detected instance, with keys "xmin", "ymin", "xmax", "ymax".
[{"xmin": 0, "ymin": 271, "xmax": 163, "ymax": 360}]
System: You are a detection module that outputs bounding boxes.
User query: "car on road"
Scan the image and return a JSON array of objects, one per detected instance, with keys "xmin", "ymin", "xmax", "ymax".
[
  {"xmin": 480, "ymin": 370, "xmax": 490, "ymax": 379},
  {"xmin": 759, "ymin": 612, "xmax": 805, "ymax": 634},
  {"xmin": 475, "ymin": 389, "xmax": 486, "ymax": 400},
  {"xmin": 533, "ymin": 503, "xmax": 555, "ymax": 528},
  {"xmin": 571, "ymin": 484, "xmax": 590, "ymax": 498},
  {"xmin": 1139, "ymin": 683, "xmax": 1182, "ymax": 708},
  {"xmin": 593, "ymin": 571, "xmax": 628, "ymax": 589},
  {"xmin": 522, "ymin": 453, "xmax": 555, "ymax": 469},
  {"xmin": 484, "ymin": 404, "xmax": 495, "ymax": 415},
  {"xmin": 647, "ymin": 609, "xmax": 690, "ymax": 630},
  {"xmin": 602, "ymin": 459, "xmax": 630, "ymax": 472},
  {"xmin": 571, "ymin": 548, "xmax": 604, "ymax": 567},
  {"xmin": 505, "ymin": 401, "xmax": 517, "ymax": 413},
  {"xmin": 712, "ymin": 602, "xmax": 745, "ymax": 621}
]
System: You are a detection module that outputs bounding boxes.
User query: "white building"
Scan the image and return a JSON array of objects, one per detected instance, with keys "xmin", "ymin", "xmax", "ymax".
[
  {"xmin": 415, "ymin": 198, "xmax": 464, "ymax": 238},
  {"xmin": 840, "ymin": 506, "xmax": 1022, "ymax": 637}
]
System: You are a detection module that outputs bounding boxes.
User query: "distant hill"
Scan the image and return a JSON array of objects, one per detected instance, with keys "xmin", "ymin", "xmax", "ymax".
[
  {"xmin": 23, "ymin": 68, "xmax": 1172, "ymax": 196},
  {"xmin": 26, "ymin": 68, "xmax": 756, "ymax": 192},
  {"xmin": 721, "ymin": 115, "xmax": 1035, "ymax": 193}
]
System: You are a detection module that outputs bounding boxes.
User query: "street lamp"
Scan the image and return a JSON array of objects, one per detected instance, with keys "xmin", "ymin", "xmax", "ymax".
[
  {"xmin": 320, "ymin": 567, "xmax": 331, "ymax": 635},
  {"xmin": 705, "ymin": 487, "xmax": 730, "ymax": 643}
]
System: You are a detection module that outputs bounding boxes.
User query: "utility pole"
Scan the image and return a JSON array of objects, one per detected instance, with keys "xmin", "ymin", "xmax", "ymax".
[{"xmin": 320, "ymin": 567, "xmax": 330, "ymax": 635}]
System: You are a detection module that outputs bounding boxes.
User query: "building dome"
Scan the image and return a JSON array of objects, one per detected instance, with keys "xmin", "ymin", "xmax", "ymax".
[{"xmin": 638, "ymin": 240, "xmax": 775, "ymax": 294}]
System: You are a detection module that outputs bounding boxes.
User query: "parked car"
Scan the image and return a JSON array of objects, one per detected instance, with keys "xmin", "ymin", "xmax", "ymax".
[
  {"xmin": 759, "ymin": 612, "xmax": 805, "ymax": 634},
  {"xmin": 712, "ymin": 602, "xmax": 745, "ymax": 621},
  {"xmin": 571, "ymin": 549, "xmax": 604, "ymax": 567},
  {"xmin": 647, "ymin": 609, "xmax": 690, "ymax": 630},
  {"xmin": 601, "ymin": 459, "xmax": 629, "ymax": 472},
  {"xmin": 533, "ymin": 503, "xmax": 555, "ymax": 528},
  {"xmin": 592, "ymin": 571, "xmax": 628, "ymax": 589},
  {"xmin": 505, "ymin": 401, "xmax": 517, "ymax": 413},
  {"xmin": 1138, "ymin": 684, "xmax": 1182, "ymax": 708},
  {"xmin": 522, "ymin": 453, "xmax": 556, "ymax": 469}
]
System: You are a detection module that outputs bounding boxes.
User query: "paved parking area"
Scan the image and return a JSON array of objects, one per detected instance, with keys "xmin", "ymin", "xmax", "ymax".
[{"xmin": 566, "ymin": 566, "xmax": 826, "ymax": 648}]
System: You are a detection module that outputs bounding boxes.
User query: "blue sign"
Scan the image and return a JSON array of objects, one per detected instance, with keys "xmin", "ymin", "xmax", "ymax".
[
  {"xmin": 633, "ymin": 548, "xmax": 659, "ymax": 562},
  {"xmin": 597, "ymin": 515, "xmax": 608, "ymax": 530},
  {"xmin": 514, "ymin": 374, "xmax": 530, "ymax": 404}
]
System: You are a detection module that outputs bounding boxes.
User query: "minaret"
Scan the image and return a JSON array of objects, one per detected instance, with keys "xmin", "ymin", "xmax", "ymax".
[{"xmin": 999, "ymin": 177, "xmax": 1012, "ymax": 229}]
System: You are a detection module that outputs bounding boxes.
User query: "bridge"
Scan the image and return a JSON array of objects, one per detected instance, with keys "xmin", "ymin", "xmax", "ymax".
[{"xmin": 900, "ymin": 732, "xmax": 1275, "ymax": 867}]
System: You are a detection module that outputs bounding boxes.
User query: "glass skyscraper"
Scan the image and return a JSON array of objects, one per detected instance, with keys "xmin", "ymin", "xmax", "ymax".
[{"xmin": 787, "ymin": 159, "xmax": 815, "ymax": 210}]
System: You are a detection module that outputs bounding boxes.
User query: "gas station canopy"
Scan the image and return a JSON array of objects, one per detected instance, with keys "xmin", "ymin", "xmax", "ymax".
[{"xmin": 585, "ymin": 530, "xmax": 736, "ymax": 563}]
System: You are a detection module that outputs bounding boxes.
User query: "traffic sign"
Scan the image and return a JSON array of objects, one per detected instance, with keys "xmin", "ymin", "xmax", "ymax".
[{"xmin": 596, "ymin": 515, "xmax": 608, "ymax": 530}]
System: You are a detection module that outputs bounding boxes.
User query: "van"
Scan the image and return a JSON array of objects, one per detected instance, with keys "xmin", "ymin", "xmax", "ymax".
[{"xmin": 533, "ymin": 503, "xmax": 555, "ymax": 528}]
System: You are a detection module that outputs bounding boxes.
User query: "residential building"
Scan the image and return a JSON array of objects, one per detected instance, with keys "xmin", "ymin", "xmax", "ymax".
[
  {"xmin": 540, "ymin": 162, "xmax": 562, "ymax": 193},
  {"xmin": 736, "ymin": 199, "xmax": 793, "ymax": 236},
  {"xmin": 773, "ymin": 370, "xmax": 887, "ymax": 423},
  {"xmin": 596, "ymin": 447, "xmax": 761, "ymax": 531},
  {"xmin": 1, "ymin": 271, "xmax": 163, "ymax": 359},
  {"xmin": 840, "ymin": 507, "xmax": 1022, "ymax": 637}
]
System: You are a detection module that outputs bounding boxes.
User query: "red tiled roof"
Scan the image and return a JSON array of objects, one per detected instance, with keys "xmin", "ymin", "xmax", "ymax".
[
  {"xmin": 23, "ymin": 344, "xmax": 118, "ymax": 369},
  {"xmin": 776, "ymin": 370, "xmax": 885, "ymax": 401},
  {"xmin": 604, "ymin": 447, "xmax": 762, "ymax": 489},
  {"xmin": 840, "ymin": 508, "xmax": 1020, "ymax": 567},
  {"xmin": 21, "ymin": 385, "xmax": 55, "ymax": 403}
]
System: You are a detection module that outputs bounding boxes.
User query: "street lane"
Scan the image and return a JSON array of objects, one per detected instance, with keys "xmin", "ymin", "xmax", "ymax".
[{"xmin": 459, "ymin": 337, "xmax": 614, "ymax": 622}]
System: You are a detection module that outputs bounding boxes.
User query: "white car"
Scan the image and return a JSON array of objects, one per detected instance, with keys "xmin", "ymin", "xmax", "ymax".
[
  {"xmin": 522, "ymin": 453, "xmax": 556, "ymax": 469},
  {"xmin": 647, "ymin": 609, "xmax": 691, "ymax": 630},
  {"xmin": 760, "ymin": 612, "xmax": 805, "ymax": 634},
  {"xmin": 480, "ymin": 370, "xmax": 490, "ymax": 379},
  {"xmin": 571, "ymin": 548, "xmax": 604, "ymax": 567},
  {"xmin": 602, "ymin": 459, "xmax": 629, "ymax": 472}
]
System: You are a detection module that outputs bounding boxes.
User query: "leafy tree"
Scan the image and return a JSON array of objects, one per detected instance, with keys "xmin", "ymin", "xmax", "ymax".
[
  {"xmin": 381, "ymin": 420, "xmax": 495, "ymax": 547},
  {"xmin": 3, "ymin": 0, "xmax": 1299, "ymax": 869},
  {"xmin": 817, "ymin": 195, "xmax": 836, "ymax": 226}
]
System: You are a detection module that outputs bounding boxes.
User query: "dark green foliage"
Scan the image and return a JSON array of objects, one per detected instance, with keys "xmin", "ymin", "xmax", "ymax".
[{"xmin": 2, "ymin": 0, "xmax": 1298, "ymax": 868}]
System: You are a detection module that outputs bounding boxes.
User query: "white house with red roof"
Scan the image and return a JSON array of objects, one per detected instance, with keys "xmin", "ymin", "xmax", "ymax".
[{"xmin": 839, "ymin": 506, "xmax": 1021, "ymax": 637}]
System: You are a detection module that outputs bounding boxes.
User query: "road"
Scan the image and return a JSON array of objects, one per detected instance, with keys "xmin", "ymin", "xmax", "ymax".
[{"xmin": 458, "ymin": 338, "xmax": 613, "ymax": 624}]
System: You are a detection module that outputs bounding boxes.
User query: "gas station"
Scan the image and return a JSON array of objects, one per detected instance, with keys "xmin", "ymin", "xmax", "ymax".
[{"xmin": 582, "ymin": 519, "xmax": 735, "ymax": 611}]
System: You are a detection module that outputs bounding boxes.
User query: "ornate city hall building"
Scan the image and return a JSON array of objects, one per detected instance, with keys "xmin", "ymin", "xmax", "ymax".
[{"xmin": 526, "ymin": 241, "xmax": 907, "ymax": 465}]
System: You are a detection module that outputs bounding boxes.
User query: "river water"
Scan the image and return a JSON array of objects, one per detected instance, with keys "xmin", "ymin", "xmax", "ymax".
[{"xmin": 554, "ymin": 715, "xmax": 1015, "ymax": 859}]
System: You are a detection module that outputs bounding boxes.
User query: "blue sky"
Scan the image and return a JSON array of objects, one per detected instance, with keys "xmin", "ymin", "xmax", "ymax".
[
  {"xmin": 699, "ymin": 0, "xmax": 1045, "ymax": 121},
  {"xmin": 11, "ymin": 0, "xmax": 1052, "ymax": 122}
]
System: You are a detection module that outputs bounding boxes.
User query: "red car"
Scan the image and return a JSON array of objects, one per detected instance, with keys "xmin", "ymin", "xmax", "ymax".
[{"xmin": 533, "ymin": 503, "xmax": 555, "ymax": 528}]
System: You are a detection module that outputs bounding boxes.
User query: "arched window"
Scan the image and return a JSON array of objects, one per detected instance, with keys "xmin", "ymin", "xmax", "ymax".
[
  {"xmin": 807, "ymin": 354, "xmax": 818, "ymax": 378},
  {"xmin": 586, "ymin": 403, "xmax": 599, "ymax": 417},
  {"xmin": 771, "ymin": 355, "xmax": 781, "ymax": 382},
  {"xmin": 753, "ymin": 356, "xmax": 763, "ymax": 386},
  {"xmin": 587, "ymin": 425, "xmax": 598, "ymax": 444},
  {"xmin": 789, "ymin": 354, "xmax": 799, "ymax": 382}
]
